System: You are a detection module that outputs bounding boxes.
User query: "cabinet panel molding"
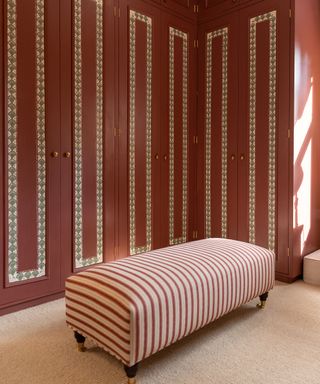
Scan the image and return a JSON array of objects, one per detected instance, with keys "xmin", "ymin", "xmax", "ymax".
[
  {"xmin": 6, "ymin": 0, "xmax": 46, "ymax": 283},
  {"xmin": 205, "ymin": 27, "xmax": 229, "ymax": 239},
  {"xmin": 73, "ymin": 0, "xmax": 104, "ymax": 269},
  {"xmin": 168, "ymin": 27, "xmax": 189, "ymax": 245},
  {"xmin": 248, "ymin": 10, "xmax": 277, "ymax": 251},
  {"xmin": 128, "ymin": 10, "xmax": 153, "ymax": 255}
]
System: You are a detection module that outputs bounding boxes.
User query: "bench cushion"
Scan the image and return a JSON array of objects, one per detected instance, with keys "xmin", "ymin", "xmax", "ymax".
[{"xmin": 65, "ymin": 238, "xmax": 275, "ymax": 366}]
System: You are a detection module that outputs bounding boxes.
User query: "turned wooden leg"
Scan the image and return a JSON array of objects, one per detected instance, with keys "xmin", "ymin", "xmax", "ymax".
[
  {"xmin": 257, "ymin": 292, "xmax": 269, "ymax": 309},
  {"xmin": 124, "ymin": 364, "xmax": 139, "ymax": 384},
  {"xmin": 74, "ymin": 331, "xmax": 86, "ymax": 352}
]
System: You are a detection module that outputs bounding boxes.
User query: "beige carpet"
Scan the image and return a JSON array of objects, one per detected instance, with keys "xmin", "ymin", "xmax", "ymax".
[{"xmin": 1, "ymin": 280, "xmax": 320, "ymax": 384}]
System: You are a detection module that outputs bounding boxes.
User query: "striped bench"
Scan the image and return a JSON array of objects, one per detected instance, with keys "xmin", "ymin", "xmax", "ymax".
[{"xmin": 65, "ymin": 238, "xmax": 275, "ymax": 383}]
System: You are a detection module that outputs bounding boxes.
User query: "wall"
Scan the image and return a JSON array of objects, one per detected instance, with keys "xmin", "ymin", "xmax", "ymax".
[{"xmin": 293, "ymin": 0, "xmax": 320, "ymax": 275}]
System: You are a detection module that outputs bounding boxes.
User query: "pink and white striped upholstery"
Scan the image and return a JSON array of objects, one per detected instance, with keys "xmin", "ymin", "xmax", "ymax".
[{"xmin": 65, "ymin": 238, "xmax": 275, "ymax": 366}]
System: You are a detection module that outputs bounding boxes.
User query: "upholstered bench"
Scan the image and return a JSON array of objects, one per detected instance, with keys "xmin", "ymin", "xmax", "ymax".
[{"xmin": 65, "ymin": 238, "xmax": 274, "ymax": 383}]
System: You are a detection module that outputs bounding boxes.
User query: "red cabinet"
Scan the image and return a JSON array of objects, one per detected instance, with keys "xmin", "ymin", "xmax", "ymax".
[
  {"xmin": 0, "ymin": 0, "xmax": 115, "ymax": 314},
  {"xmin": 198, "ymin": 0, "xmax": 291, "ymax": 277},
  {"xmin": 198, "ymin": 0, "xmax": 320, "ymax": 282},
  {"xmin": 198, "ymin": 12, "xmax": 239, "ymax": 241},
  {"xmin": 1, "ymin": 0, "xmax": 320, "ymax": 313},
  {"xmin": 0, "ymin": 0, "xmax": 61, "ymax": 312},
  {"xmin": 118, "ymin": 0, "xmax": 197, "ymax": 258}
]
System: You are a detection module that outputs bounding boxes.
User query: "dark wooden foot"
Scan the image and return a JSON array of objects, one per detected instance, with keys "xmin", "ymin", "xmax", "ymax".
[
  {"xmin": 257, "ymin": 292, "xmax": 269, "ymax": 309},
  {"xmin": 74, "ymin": 331, "xmax": 86, "ymax": 352},
  {"xmin": 124, "ymin": 364, "xmax": 139, "ymax": 384}
]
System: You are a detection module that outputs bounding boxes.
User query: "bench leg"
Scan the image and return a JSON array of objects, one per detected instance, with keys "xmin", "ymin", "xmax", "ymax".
[
  {"xmin": 74, "ymin": 331, "xmax": 86, "ymax": 352},
  {"xmin": 257, "ymin": 292, "xmax": 269, "ymax": 309},
  {"xmin": 124, "ymin": 364, "xmax": 139, "ymax": 384}
]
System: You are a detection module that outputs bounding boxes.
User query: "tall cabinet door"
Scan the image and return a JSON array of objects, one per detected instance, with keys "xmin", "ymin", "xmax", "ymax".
[
  {"xmin": 0, "ymin": 0, "xmax": 61, "ymax": 309},
  {"xmin": 60, "ymin": 0, "xmax": 115, "ymax": 276},
  {"xmin": 197, "ymin": 14, "xmax": 239, "ymax": 241},
  {"xmin": 160, "ymin": 13, "xmax": 197, "ymax": 248},
  {"xmin": 118, "ymin": 0, "xmax": 161, "ymax": 258},
  {"xmin": 238, "ymin": 0, "xmax": 290, "ymax": 274}
]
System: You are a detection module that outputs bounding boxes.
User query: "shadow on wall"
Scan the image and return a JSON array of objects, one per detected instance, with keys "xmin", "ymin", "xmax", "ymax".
[{"xmin": 293, "ymin": 0, "xmax": 320, "ymax": 268}]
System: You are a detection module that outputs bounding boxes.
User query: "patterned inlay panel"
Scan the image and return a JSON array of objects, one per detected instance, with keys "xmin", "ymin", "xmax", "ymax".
[
  {"xmin": 74, "ymin": 0, "xmax": 104, "ymax": 268},
  {"xmin": 129, "ymin": 10, "xmax": 152, "ymax": 255},
  {"xmin": 205, "ymin": 27, "xmax": 228, "ymax": 239},
  {"xmin": 7, "ymin": 0, "xmax": 46, "ymax": 282},
  {"xmin": 169, "ymin": 27, "xmax": 188, "ymax": 245},
  {"xmin": 248, "ymin": 11, "xmax": 277, "ymax": 251}
]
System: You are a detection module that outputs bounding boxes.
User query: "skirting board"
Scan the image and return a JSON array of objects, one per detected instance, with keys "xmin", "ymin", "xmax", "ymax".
[
  {"xmin": 276, "ymin": 273, "xmax": 302, "ymax": 284},
  {"xmin": 0, "ymin": 290, "xmax": 65, "ymax": 316}
]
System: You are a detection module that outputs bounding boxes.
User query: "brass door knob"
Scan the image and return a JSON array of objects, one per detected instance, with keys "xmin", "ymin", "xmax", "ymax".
[
  {"xmin": 51, "ymin": 151, "xmax": 59, "ymax": 158},
  {"xmin": 63, "ymin": 152, "xmax": 71, "ymax": 158},
  {"xmin": 155, "ymin": 153, "xmax": 159, "ymax": 160},
  {"xmin": 163, "ymin": 155, "xmax": 168, "ymax": 161},
  {"xmin": 240, "ymin": 154, "xmax": 245, "ymax": 161},
  {"xmin": 231, "ymin": 154, "xmax": 235, "ymax": 161}
]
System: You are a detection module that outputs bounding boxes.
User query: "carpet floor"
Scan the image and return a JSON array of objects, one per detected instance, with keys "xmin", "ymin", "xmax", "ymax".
[{"xmin": 1, "ymin": 280, "xmax": 320, "ymax": 384}]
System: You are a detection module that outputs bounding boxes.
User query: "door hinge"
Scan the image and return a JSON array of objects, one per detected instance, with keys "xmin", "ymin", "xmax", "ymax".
[
  {"xmin": 193, "ymin": 4, "xmax": 199, "ymax": 13},
  {"xmin": 288, "ymin": 247, "xmax": 290, "ymax": 257},
  {"xmin": 194, "ymin": 39, "xmax": 199, "ymax": 48},
  {"xmin": 289, "ymin": 9, "xmax": 292, "ymax": 18},
  {"xmin": 193, "ymin": 230, "xmax": 198, "ymax": 239},
  {"xmin": 193, "ymin": 135, "xmax": 198, "ymax": 144}
]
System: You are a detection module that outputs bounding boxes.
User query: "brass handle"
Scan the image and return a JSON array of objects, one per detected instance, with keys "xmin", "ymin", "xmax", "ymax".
[
  {"xmin": 63, "ymin": 152, "xmax": 71, "ymax": 158},
  {"xmin": 163, "ymin": 155, "xmax": 168, "ymax": 161},
  {"xmin": 240, "ymin": 154, "xmax": 245, "ymax": 161},
  {"xmin": 231, "ymin": 154, "xmax": 235, "ymax": 161},
  {"xmin": 155, "ymin": 153, "xmax": 159, "ymax": 160},
  {"xmin": 51, "ymin": 151, "xmax": 59, "ymax": 158}
]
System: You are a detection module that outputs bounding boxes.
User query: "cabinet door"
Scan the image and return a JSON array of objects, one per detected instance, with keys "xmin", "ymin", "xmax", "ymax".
[
  {"xmin": 238, "ymin": 0, "xmax": 290, "ymax": 274},
  {"xmin": 118, "ymin": 0, "xmax": 161, "ymax": 257},
  {"xmin": 159, "ymin": 13, "xmax": 197, "ymax": 247},
  {"xmin": 197, "ymin": 14, "xmax": 239, "ymax": 240},
  {"xmin": 60, "ymin": 0, "xmax": 115, "ymax": 275},
  {"xmin": 0, "ymin": 0, "xmax": 61, "ymax": 310}
]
